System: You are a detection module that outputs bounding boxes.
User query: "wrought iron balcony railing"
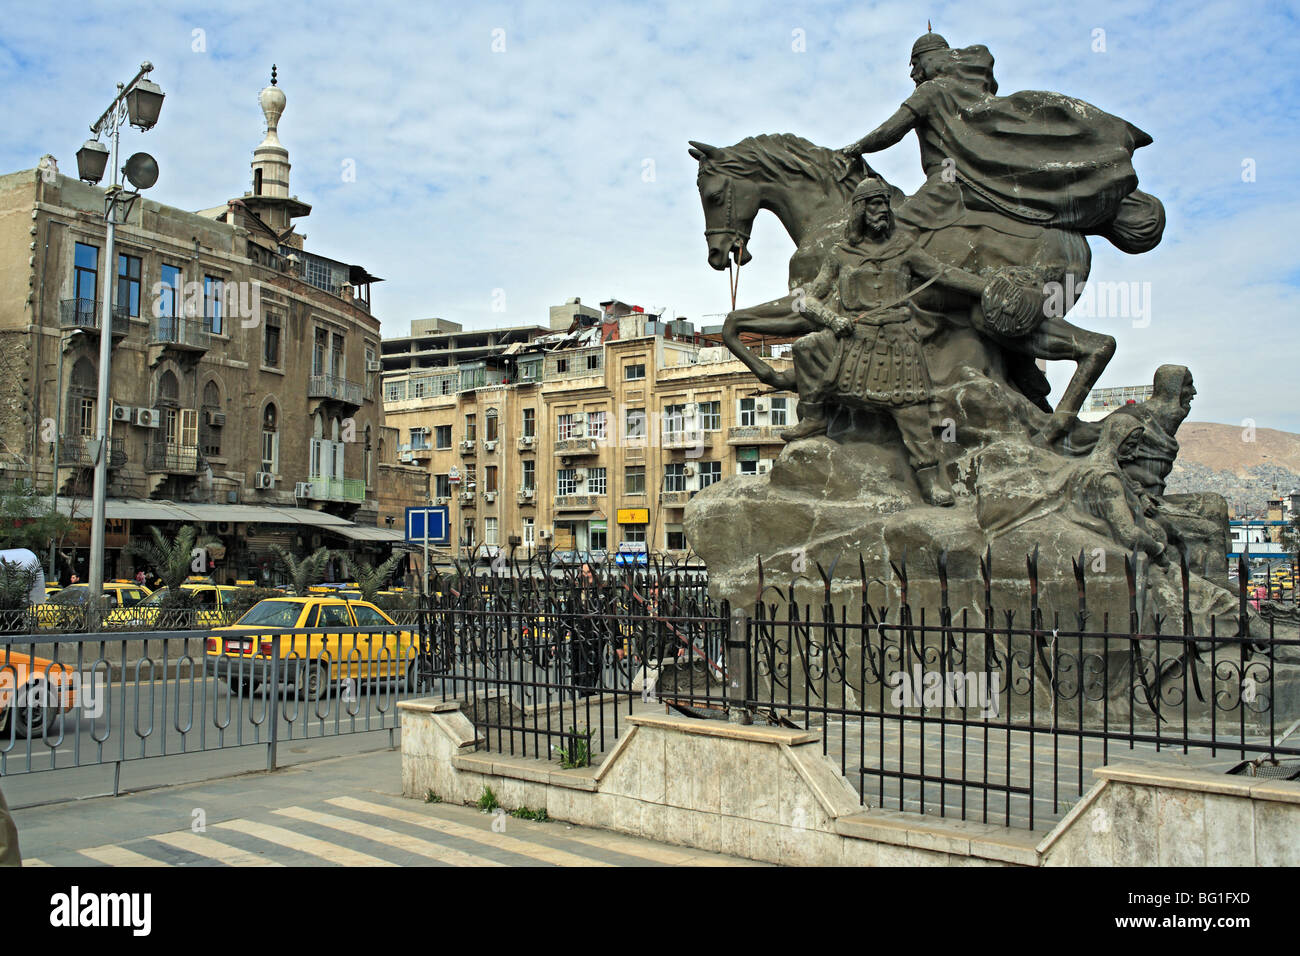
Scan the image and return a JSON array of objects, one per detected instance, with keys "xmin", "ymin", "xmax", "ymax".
[
  {"xmin": 58, "ymin": 435, "xmax": 126, "ymax": 468},
  {"xmin": 145, "ymin": 441, "xmax": 200, "ymax": 473},
  {"xmin": 149, "ymin": 316, "xmax": 211, "ymax": 352},
  {"xmin": 307, "ymin": 374, "xmax": 365, "ymax": 407},
  {"xmin": 59, "ymin": 298, "xmax": 129, "ymax": 333}
]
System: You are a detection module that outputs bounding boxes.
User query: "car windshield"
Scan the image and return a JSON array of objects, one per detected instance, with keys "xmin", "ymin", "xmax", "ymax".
[
  {"xmin": 235, "ymin": 601, "xmax": 302, "ymax": 627},
  {"xmin": 50, "ymin": 587, "xmax": 88, "ymax": 605},
  {"xmin": 139, "ymin": 589, "xmax": 170, "ymax": 606}
]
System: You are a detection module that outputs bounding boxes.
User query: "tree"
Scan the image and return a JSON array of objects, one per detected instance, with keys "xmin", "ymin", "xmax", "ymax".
[
  {"xmin": 272, "ymin": 545, "xmax": 333, "ymax": 595},
  {"xmin": 345, "ymin": 553, "xmax": 404, "ymax": 603},
  {"xmin": 0, "ymin": 483, "xmax": 71, "ymax": 555},
  {"xmin": 128, "ymin": 525, "xmax": 214, "ymax": 596}
]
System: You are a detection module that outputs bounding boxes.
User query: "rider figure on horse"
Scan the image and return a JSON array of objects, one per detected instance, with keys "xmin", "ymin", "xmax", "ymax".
[{"xmin": 841, "ymin": 31, "xmax": 1164, "ymax": 255}]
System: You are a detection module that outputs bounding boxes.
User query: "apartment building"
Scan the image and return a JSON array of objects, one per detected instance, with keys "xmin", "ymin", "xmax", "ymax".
[
  {"xmin": 380, "ymin": 306, "xmax": 797, "ymax": 564},
  {"xmin": 0, "ymin": 71, "xmax": 403, "ymax": 582}
]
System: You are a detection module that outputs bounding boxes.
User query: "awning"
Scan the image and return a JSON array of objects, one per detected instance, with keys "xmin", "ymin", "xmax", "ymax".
[
  {"xmin": 58, "ymin": 498, "xmax": 364, "ymax": 529},
  {"xmin": 327, "ymin": 525, "xmax": 408, "ymax": 543}
]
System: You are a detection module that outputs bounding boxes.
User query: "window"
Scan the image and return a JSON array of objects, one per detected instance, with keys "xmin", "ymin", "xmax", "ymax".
[
  {"xmin": 484, "ymin": 517, "xmax": 498, "ymax": 546},
  {"xmin": 485, "ymin": 409, "xmax": 499, "ymax": 442},
  {"xmin": 587, "ymin": 411, "xmax": 607, "ymax": 440},
  {"xmin": 435, "ymin": 425, "xmax": 452, "ymax": 449},
  {"xmin": 117, "ymin": 253, "xmax": 141, "ymax": 317},
  {"xmin": 353, "ymin": 605, "xmax": 387, "ymax": 626},
  {"xmin": 435, "ymin": 474, "xmax": 451, "ymax": 497},
  {"xmin": 588, "ymin": 467, "xmax": 607, "ymax": 495},
  {"xmin": 385, "ymin": 381, "xmax": 407, "ymax": 402},
  {"xmin": 313, "ymin": 328, "xmax": 328, "ymax": 376},
  {"xmin": 463, "ymin": 519, "xmax": 476, "ymax": 548},
  {"xmin": 699, "ymin": 461, "xmax": 721, "ymax": 488},
  {"xmin": 625, "ymin": 408, "xmax": 646, "ymax": 440},
  {"xmin": 410, "ymin": 427, "xmax": 429, "ymax": 450},
  {"xmin": 201, "ymin": 381, "xmax": 222, "ymax": 457},
  {"xmin": 699, "ymin": 401, "xmax": 721, "ymax": 431},
  {"xmin": 665, "ymin": 463, "xmax": 687, "ymax": 492},
  {"xmin": 770, "ymin": 397, "xmax": 789, "ymax": 426},
  {"xmin": 625, "ymin": 362, "xmax": 645, "ymax": 381},
  {"xmin": 663, "ymin": 404, "xmax": 686, "ymax": 437},
  {"xmin": 522, "ymin": 408, "xmax": 535, "ymax": 438},
  {"xmin": 263, "ymin": 312, "xmax": 281, "ymax": 367},
  {"xmin": 203, "ymin": 275, "xmax": 223, "ymax": 335},
  {"xmin": 485, "ymin": 466, "xmax": 498, "ymax": 493},
  {"xmin": 625, "ymin": 466, "xmax": 645, "ymax": 495},
  {"xmin": 77, "ymin": 395, "xmax": 96, "ymax": 437},
  {"xmin": 589, "ymin": 524, "xmax": 607, "ymax": 551},
  {"xmin": 523, "ymin": 517, "xmax": 535, "ymax": 547},
  {"xmin": 74, "ymin": 242, "xmax": 99, "ymax": 304},
  {"xmin": 157, "ymin": 263, "xmax": 180, "ymax": 322},
  {"xmin": 465, "ymin": 414, "xmax": 476, "ymax": 441},
  {"xmin": 557, "ymin": 468, "xmax": 576, "ymax": 497},
  {"xmin": 584, "ymin": 352, "xmax": 599, "ymax": 371},
  {"xmin": 557, "ymin": 413, "xmax": 578, "ymax": 440},
  {"xmin": 261, "ymin": 404, "xmax": 278, "ymax": 473},
  {"xmin": 623, "ymin": 525, "xmax": 647, "ymax": 545},
  {"xmin": 739, "ymin": 398, "xmax": 756, "ymax": 427},
  {"xmin": 667, "ymin": 525, "xmax": 686, "ymax": 550},
  {"xmin": 521, "ymin": 459, "xmax": 535, "ymax": 492},
  {"xmin": 556, "ymin": 357, "xmax": 569, "ymax": 374}
]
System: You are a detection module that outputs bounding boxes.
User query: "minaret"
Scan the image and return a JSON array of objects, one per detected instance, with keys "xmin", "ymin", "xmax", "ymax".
[{"xmin": 241, "ymin": 65, "xmax": 310, "ymax": 241}]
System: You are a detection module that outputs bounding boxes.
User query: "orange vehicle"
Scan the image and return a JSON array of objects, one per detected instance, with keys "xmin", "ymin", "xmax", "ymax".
[{"xmin": 0, "ymin": 648, "xmax": 77, "ymax": 738}]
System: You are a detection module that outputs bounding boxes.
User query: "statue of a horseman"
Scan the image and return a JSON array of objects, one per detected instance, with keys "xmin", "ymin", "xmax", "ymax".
[{"xmin": 691, "ymin": 30, "xmax": 1165, "ymax": 439}]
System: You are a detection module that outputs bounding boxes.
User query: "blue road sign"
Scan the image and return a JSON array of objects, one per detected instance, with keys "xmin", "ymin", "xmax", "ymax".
[{"xmin": 405, "ymin": 506, "xmax": 449, "ymax": 544}]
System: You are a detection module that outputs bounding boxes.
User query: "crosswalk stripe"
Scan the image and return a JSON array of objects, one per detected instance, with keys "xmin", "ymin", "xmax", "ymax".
[
  {"xmin": 79, "ymin": 845, "xmax": 171, "ymax": 867},
  {"xmin": 326, "ymin": 796, "xmax": 612, "ymax": 867},
  {"xmin": 215, "ymin": 819, "xmax": 396, "ymax": 867},
  {"xmin": 151, "ymin": 830, "xmax": 286, "ymax": 867},
  {"xmin": 273, "ymin": 806, "xmax": 506, "ymax": 867}
]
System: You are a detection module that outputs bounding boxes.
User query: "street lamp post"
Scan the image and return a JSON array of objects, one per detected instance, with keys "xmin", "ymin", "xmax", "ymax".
[{"xmin": 76, "ymin": 61, "xmax": 164, "ymax": 625}]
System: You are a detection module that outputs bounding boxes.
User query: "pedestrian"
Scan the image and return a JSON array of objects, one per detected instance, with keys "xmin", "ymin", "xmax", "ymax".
[{"xmin": 134, "ymin": 569, "xmax": 146, "ymax": 587}]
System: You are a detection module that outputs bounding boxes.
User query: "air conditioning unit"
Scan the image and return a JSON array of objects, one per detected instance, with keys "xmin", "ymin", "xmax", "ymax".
[
  {"xmin": 254, "ymin": 471, "xmax": 274, "ymax": 489},
  {"xmin": 520, "ymin": 436, "xmax": 534, "ymax": 447},
  {"xmin": 206, "ymin": 410, "xmax": 226, "ymax": 427},
  {"xmin": 112, "ymin": 403, "xmax": 132, "ymax": 423},
  {"xmin": 755, "ymin": 400, "xmax": 768, "ymax": 412},
  {"xmin": 570, "ymin": 424, "xmax": 585, "ymax": 438},
  {"xmin": 483, "ymin": 491, "xmax": 497, "ymax": 503},
  {"xmin": 366, "ymin": 359, "xmax": 382, "ymax": 372},
  {"xmin": 574, "ymin": 469, "xmax": 588, "ymax": 482},
  {"xmin": 459, "ymin": 491, "xmax": 475, "ymax": 503},
  {"xmin": 460, "ymin": 440, "xmax": 475, "ymax": 452},
  {"xmin": 416, "ymin": 426, "xmax": 431, "ymax": 435},
  {"xmin": 483, "ymin": 440, "xmax": 497, "ymax": 452},
  {"xmin": 520, "ymin": 488, "xmax": 535, "ymax": 499},
  {"xmin": 683, "ymin": 464, "xmax": 696, "ymax": 477},
  {"xmin": 294, "ymin": 482, "xmax": 313, "ymax": 498},
  {"xmin": 134, "ymin": 407, "xmax": 160, "ymax": 428}
]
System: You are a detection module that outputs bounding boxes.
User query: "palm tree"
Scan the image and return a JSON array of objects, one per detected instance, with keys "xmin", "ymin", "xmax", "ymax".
[
  {"xmin": 128, "ymin": 525, "xmax": 214, "ymax": 595},
  {"xmin": 345, "ymin": 553, "xmax": 404, "ymax": 602},
  {"xmin": 272, "ymin": 545, "xmax": 333, "ymax": 595}
]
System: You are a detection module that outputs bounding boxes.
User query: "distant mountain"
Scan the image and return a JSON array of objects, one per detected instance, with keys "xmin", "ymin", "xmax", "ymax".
[{"xmin": 1165, "ymin": 422, "xmax": 1300, "ymax": 516}]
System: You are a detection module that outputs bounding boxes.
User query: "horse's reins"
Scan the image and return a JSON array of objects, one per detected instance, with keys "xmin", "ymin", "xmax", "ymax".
[{"xmin": 703, "ymin": 177, "xmax": 748, "ymax": 311}]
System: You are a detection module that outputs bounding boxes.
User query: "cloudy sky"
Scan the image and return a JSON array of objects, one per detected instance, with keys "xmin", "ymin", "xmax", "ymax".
[{"xmin": 3, "ymin": 1, "xmax": 1297, "ymax": 428}]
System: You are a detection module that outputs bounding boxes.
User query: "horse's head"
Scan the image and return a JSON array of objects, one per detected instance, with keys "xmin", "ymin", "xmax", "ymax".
[
  {"xmin": 689, "ymin": 134, "xmax": 864, "ymax": 271},
  {"xmin": 689, "ymin": 140, "xmax": 756, "ymax": 270}
]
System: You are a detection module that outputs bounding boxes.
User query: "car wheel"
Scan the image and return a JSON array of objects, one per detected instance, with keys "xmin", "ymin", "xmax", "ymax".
[
  {"xmin": 300, "ymin": 661, "xmax": 329, "ymax": 701},
  {"xmin": 405, "ymin": 659, "xmax": 429, "ymax": 693},
  {"xmin": 13, "ymin": 694, "xmax": 51, "ymax": 739}
]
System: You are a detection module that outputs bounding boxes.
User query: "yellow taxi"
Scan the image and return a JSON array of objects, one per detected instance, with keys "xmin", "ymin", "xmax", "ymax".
[
  {"xmin": 35, "ymin": 581, "xmax": 152, "ymax": 628},
  {"xmin": 124, "ymin": 582, "xmax": 241, "ymax": 628},
  {"xmin": 0, "ymin": 648, "xmax": 77, "ymax": 738},
  {"xmin": 207, "ymin": 596, "xmax": 418, "ymax": 699}
]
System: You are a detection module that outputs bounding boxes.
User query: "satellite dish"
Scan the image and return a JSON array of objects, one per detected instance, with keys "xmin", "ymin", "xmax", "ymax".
[{"xmin": 122, "ymin": 152, "xmax": 159, "ymax": 190}]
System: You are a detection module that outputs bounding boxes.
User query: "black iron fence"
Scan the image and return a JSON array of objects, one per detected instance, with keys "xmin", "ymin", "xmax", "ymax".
[{"xmin": 420, "ymin": 551, "xmax": 1300, "ymax": 830}]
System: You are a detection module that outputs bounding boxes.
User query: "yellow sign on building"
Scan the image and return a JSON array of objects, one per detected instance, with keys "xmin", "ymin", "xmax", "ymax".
[{"xmin": 617, "ymin": 509, "xmax": 649, "ymax": 525}]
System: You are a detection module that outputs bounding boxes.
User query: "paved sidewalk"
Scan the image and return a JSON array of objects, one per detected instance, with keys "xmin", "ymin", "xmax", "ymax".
[{"xmin": 8, "ymin": 748, "xmax": 761, "ymax": 867}]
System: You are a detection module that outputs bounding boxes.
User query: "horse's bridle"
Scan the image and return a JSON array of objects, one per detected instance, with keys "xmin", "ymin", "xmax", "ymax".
[{"xmin": 703, "ymin": 176, "xmax": 750, "ymax": 309}]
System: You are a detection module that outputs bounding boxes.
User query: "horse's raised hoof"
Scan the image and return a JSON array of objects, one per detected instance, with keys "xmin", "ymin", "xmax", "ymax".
[{"xmin": 780, "ymin": 417, "xmax": 828, "ymax": 442}]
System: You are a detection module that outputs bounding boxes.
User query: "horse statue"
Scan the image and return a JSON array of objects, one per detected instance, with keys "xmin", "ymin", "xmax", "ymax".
[{"xmin": 689, "ymin": 133, "xmax": 1120, "ymax": 423}]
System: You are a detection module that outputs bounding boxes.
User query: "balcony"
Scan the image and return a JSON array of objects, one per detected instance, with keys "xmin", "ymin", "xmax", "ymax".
[
  {"xmin": 409, "ymin": 443, "xmax": 433, "ymax": 461},
  {"xmin": 58, "ymin": 435, "xmax": 126, "ymax": 469},
  {"xmin": 302, "ymin": 476, "xmax": 366, "ymax": 503},
  {"xmin": 727, "ymin": 425, "xmax": 787, "ymax": 445},
  {"xmin": 148, "ymin": 316, "xmax": 210, "ymax": 354},
  {"xmin": 554, "ymin": 436, "xmax": 601, "ymax": 457},
  {"xmin": 307, "ymin": 374, "xmax": 365, "ymax": 408},
  {"xmin": 59, "ymin": 298, "xmax": 128, "ymax": 339},
  {"xmin": 663, "ymin": 429, "xmax": 712, "ymax": 451},
  {"xmin": 555, "ymin": 494, "xmax": 599, "ymax": 511},
  {"xmin": 146, "ymin": 441, "xmax": 200, "ymax": 474},
  {"xmin": 661, "ymin": 490, "xmax": 694, "ymax": 508}
]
